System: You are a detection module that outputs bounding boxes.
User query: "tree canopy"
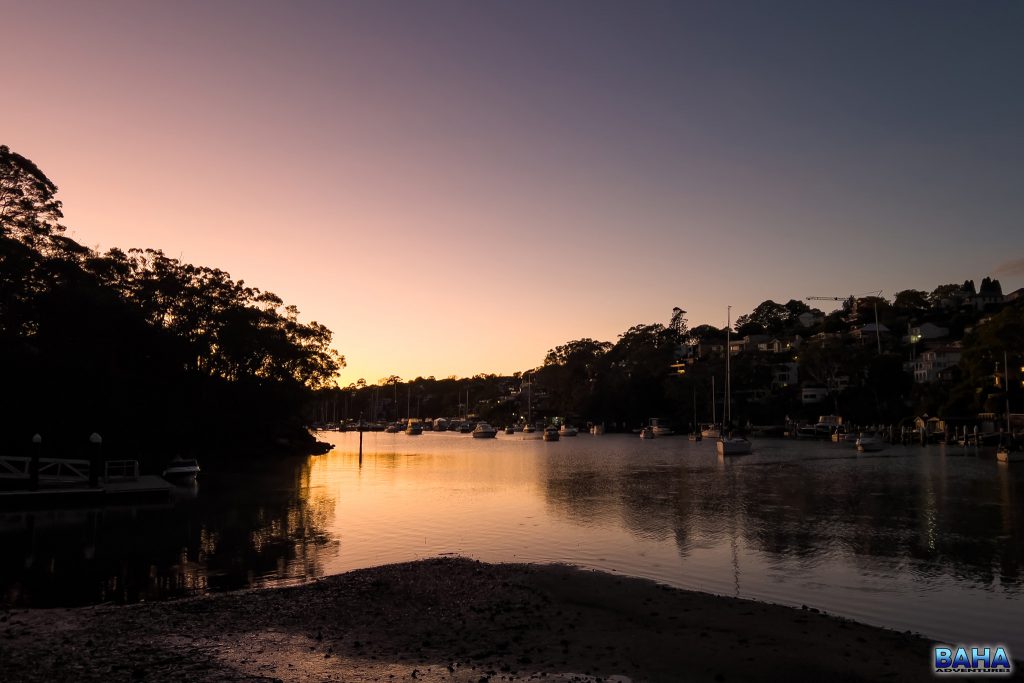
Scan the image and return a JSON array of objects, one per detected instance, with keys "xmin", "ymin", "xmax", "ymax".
[{"xmin": 0, "ymin": 145, "xmax": 343, "ymax": 462}]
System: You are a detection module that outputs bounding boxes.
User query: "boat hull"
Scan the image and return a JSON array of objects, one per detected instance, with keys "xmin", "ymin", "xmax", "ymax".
[
  {"xmin": 716, "ymin": 439, "xmax": 751, "ymax": 456},
  {"xmin": 997, "ymin": 449, "xmax": 1023, "ymax": 463}
]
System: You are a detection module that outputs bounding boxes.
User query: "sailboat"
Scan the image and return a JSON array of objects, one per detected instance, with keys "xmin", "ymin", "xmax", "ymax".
[
  {"xmin": 701, "ymin": 376, "xmax": 720, "ymax": 438},
  {"xmin": 997, "ymin": 352, "xmax": 1021, "ymax": 463},
  {"xmin": 717, "ymin": 306, "xmax": 752, "ymax": 457}
]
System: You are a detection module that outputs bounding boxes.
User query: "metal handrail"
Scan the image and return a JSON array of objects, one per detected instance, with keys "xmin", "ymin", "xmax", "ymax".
[{"xmin": 104, "ymin": 460, "xmax": 140, "ymax": 481}]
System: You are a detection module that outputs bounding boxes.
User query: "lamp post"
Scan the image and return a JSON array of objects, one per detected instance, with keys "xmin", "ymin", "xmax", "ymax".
[
  {"xmin": 89, "ymin": 432, "xmax": 102, "ymax": 487},
  {"xmin": 30, "ymin": 434, "xmax": 41, "ymax": 491}
]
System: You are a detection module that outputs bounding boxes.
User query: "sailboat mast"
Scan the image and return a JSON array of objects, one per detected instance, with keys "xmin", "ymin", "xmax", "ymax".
[
  {"xmin": 712, "ymin": 376, "xmax": 716, "ymax": 425},
  {"xmin": 1006, "ymin": 350, "xmax": 1012, "ymax": 435},
  {"xmin": 726, "ymin": 306, "xmax": 731, "ymax": 427},
  {"xmin": 527, "ymin": 375, "xmax": 532, "ymax": 423}
]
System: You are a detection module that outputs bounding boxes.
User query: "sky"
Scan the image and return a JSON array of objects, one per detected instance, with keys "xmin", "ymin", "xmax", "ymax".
[{"xmin": 3, "ymin": 0, "xmax": 1023, "ymax": 385}]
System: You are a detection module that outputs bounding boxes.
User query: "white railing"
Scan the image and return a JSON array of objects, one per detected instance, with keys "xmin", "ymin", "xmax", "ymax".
[
  {"xmin": 37, "ymin": 458, "xmax": 91, "ymax": 483},
  {"xmin": 0, "ymin": 456, "xmax": 91, "ymax": 483},
  {"xmin": 104, "ymin": 460, "xmax": 139, "ymax": 481},
  {"xmin": 0, "ymin": 456, "xmax": 30, "ymax": 477}
]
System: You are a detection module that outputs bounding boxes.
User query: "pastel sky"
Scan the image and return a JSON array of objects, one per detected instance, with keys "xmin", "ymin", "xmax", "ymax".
[{"xmin": 4, "ymin": 1, "xmax": 1022, "ymax": 385}]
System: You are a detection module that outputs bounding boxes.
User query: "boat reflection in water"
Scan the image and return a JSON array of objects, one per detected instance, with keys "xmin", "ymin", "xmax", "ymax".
[{"xmin": 1, "ymin": 432, "xmax": 1021, "ymax": 653}]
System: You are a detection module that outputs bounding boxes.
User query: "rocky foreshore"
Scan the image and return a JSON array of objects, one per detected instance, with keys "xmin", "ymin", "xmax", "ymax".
[{"xmin": 0, "ymin": 558, "xmax": 940, "ymax": 682}]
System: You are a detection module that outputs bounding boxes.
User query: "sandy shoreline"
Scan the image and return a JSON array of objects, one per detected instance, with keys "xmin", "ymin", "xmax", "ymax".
[{"xmin": 0, "ymin": 557, "xmax": 953, "ymax": 682}]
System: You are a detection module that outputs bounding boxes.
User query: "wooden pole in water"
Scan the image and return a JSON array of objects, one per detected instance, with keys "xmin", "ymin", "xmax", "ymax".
[
  {"xmin": 358, "ymin": 412, "xmax": 364, "ymax": 462},
  {"xmin": 30, "ymin": 433, "xmax": 41, "ymax": 491},
  {"xmin": 88, "ymin": 433, "xmax": 102, "ymax": 487}
]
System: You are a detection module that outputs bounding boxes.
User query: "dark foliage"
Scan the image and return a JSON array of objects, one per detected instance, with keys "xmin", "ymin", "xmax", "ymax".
[{"xmin": 0, "ymin": 146, "xmax": 342, "ymax": 467}]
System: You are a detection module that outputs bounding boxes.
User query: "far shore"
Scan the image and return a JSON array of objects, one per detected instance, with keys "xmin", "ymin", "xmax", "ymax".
[{"xmin": 0, "ymin": 558, "xmax": 954, "ymax": 682}]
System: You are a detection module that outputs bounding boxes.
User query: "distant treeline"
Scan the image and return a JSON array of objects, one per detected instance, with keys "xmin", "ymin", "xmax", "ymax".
[
  {"xmin": 325, "ymin": 282, "xmax": 1023, "ymax": 431},
  {"xmin": 0, "ymin": 145, "xmax": 342, "ymax": 465}
]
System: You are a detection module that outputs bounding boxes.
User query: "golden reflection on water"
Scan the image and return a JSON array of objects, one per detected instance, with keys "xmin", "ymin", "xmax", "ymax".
[
  {"xmin": 295, "ymin": 431, "xmax": 1024, "ymax": 651},
  {"xmin": 1, "ymin": 431, "xmax": 1023, "ymax": 652}
]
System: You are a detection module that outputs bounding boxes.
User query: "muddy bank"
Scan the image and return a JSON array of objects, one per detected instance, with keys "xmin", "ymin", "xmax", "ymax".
[{"xmin": 0, "ymin": 558, "xmax": 942, "ymax": 682}]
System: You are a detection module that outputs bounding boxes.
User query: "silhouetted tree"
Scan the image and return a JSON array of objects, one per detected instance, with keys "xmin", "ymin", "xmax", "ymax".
[
  {"xmin": 0, "ymin": 145, "xmax": 344, "ymax": 463},
  {"xmin": 0, "ymin": 145, "xmax": 65, "ymax": 248}
]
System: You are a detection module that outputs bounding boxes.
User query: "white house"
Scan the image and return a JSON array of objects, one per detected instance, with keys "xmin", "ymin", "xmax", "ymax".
[
  {"xmin": 801, "ymin": 385, "xmax": 829, "ymax": 405},
  {"xmin": 913, "ymin": 344, "xmax": 962, "ymax": 383},
  {"xmin": 772, "ymin": 362, "xmax": 799, "ymax": 388}
]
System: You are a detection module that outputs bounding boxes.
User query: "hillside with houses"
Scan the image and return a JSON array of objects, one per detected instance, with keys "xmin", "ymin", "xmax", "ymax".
[{"xmin": 317, "ymin": 278, "xmax": 1024, "ymax": 437}]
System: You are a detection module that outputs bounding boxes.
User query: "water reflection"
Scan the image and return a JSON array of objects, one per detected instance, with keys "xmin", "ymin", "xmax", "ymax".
[
  {"xmin": 1, "ymin": 432, "xmax": 1021, "ymax": 650},
  {"xmin": 537, "ymin": 445, "xmax": 1023, "ymax": 593},
  {"xmin": 0, "ymin": 458, "xmax": 337, "ymax": 606}
]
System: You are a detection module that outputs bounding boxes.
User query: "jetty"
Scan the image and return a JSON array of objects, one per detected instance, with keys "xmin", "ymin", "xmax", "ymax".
[{"xmin": 0, "ymin": 456, "xmax": 172, "ymax": 508}]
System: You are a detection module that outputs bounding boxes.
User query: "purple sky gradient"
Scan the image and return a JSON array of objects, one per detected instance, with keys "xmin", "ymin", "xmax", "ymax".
[{"xmin": 4, "ymin": 1, "xmax": 1022, "ymax": 383}]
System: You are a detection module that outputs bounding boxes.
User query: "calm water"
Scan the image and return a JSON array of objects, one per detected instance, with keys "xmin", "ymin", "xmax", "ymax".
[{"xmin": 2, "ymin": 431, "xmax": 1022, "ymax": 650}]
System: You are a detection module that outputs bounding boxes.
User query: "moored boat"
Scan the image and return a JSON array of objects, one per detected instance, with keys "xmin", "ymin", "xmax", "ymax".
[
  {"xmin": 504, "ymin": 426, "xmax": 515, "ymax": 435},
  {"xmin": 542, "ymin": 426, "xmax": 560, "ymax": 441},
  {"xmin": 162, "ymin": 457, "xmax": 200, "ymax": 482},
  {"xmin": 640, "ymin": 426, "xmax": 655, "ymax": 439},
  {"xmin": 855, "ymin": 434, "xmax": 884, "ymax": 453},
  {"xmin": 471, "ymin": 422, "xmax": 498, "ymax": 438},
  {"xmin": 649, "ymin": 418, "xmax": 674, "ymax": 437},
  {"xmin": 716, "ymin": 436, "xmax": 751, "ymax": 456},
  {"xmin": 405, "ymin": 420, "xmax": 423, "ymax": 435},
  {"xmin": 700, "ymin": 424, "xmax": 721, "ymax": 439},
  {"xmin": 559, "ymin": 424, "xmax": 579, "ymax": 437},
  {"xmin": 997, "ymin": 445, "xmax": 1023, "ymax": 463}
]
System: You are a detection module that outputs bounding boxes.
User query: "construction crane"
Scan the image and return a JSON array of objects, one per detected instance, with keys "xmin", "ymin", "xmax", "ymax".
[{"xmin": 805, "ymin": 290, "xmax": 884, "ymax": 353}]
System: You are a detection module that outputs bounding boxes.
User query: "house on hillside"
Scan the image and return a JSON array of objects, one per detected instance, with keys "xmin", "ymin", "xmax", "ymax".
[
  {"xmin": 851, "ymin": 323, "xmax": 890, "ymax": 342},
  {"xmin": 1004, "ymin": 287, "xmax": 1024, "ymax": 304},
  {"xmin": 906, "ymin": 322, "xmax": 949, "ymax": 344},
  {"xmin": 772, "ymin": 362, "xmax": 799, "ymax": 388},
  {"xmin": 912, "ymin": 344, "xmax": 962, "ymax": 383},
  {"xmin": 967, "ymin": 277, "xmax": 1003, "ymax": 310},
  {"xmin": 801, "ymin": 385, "xmax": 829, "ymax": 405}
]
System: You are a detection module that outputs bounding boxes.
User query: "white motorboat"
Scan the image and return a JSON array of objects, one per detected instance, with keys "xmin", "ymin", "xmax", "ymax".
[
  {"xmin": 405, "ymin": 420, "xmax": 423, "ymax": 435},
  {"xmin": 163, "ymin": 458, "xmax": 200, "ymax": 481},
  {"xmin": 640, "ymin": 426, "xmax": 655, "ymax": 439},
  {"xmin": 471, "ymin": 422, "xmax": 498, "ymax": 438},
  {"xmin": 522, "ymin": 424, "xmax": 537, "ymax": 434},
  {"xmin": 559, "ymin": 424, "xmax": 579, "ymax": 437},
  {"xmin": 542, "ymin": 426, "xmax": 560, "ymax": 441},
  {"xmin": 700, "ymin": 424, "xmax": 721, "ymax": 439}
]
